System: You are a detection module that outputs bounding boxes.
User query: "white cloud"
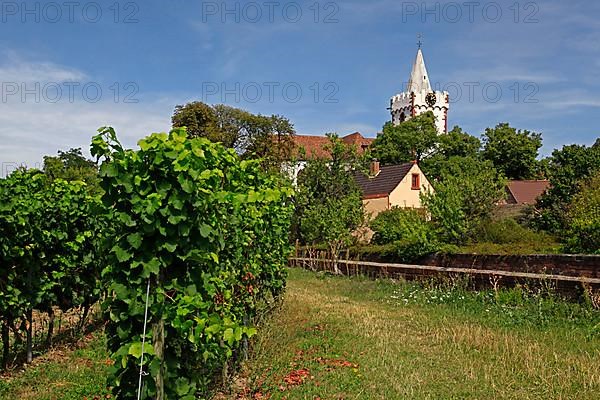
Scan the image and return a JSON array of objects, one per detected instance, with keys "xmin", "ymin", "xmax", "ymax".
[
  {"xmin": 0, "ymin": 51, "xmax": 87, "ymax": 83},
  {"xmin": 0, "ymin": 54, "xmax": 175, "ymax": 175}
]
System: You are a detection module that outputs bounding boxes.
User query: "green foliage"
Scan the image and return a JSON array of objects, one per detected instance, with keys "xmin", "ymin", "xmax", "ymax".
[
  {"xmin": 294, "ymin": 134, "xmax": 365, "ymax": 255},
  {"xmin": 43, "ymin": 148, "xmax": 100, "ymax": 194},
  {"xmin": 371, "ymin": 112, "xmax": 438, "ymax": 164},
  {"xmin": 0, "ymin": 169, "xmax": 105, "ymax": 366},
  {"xmin": 92, "ymin": 126, "xmax": 293, "ymax": 399},
  {"xmin": 464, "ymin": 218, "xmax": 559, "ymax": 254},
  {"xmin": 533, "ymin": 143, "xmax": 600, "ymax": 233},
  {"xmin": 564, "ymin": 173, "xmax": 600, "ymax": 254},
  {"xmin": 369, "ymin": 208, "xmax": 446, "ymax": 262},
  {"xmin": 472, "ymin": 218, "xmax": 554, "ymax": 245},
  {"xmin": 421, "ymin": 126, "xmax": 481, "ymax": 179},
  {"xmin": 481, "ymin": 122, "xmax": 543, "ymax": 180},
  {"xmin": 172, "ymin": 101, "xmax": 295, "ymax": 167},
  {"xmin": 422, "ymin": 157, "xmax": 506, "ymax": 244},
  {"xmin": 370, "ymin": 207, "xmax": 430, "ymax": 245}
]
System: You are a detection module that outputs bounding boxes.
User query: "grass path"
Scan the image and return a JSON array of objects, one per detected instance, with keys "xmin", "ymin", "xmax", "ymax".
[
  {"xmin": 1, "ymin": 268, "xmax": 598, "ymax": 399},
  {"xmin": 0, "ymin": 331, "xmax": 111, "ymax": 399},
  {"xmin": 232, "ymin": 268, "xmax": 600, "ymax": 399}
]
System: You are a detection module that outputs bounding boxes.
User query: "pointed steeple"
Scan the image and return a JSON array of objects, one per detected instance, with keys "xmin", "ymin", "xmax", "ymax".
[{"xmin": 407, "ymin": 48, "xmax": 431, "ymax": 93}]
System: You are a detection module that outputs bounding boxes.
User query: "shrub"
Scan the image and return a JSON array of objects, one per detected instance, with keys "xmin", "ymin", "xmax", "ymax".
[
  {"xmin": 370, "ymin": 207, "xmax": 430, "ymax": 245},
  {"xmin": 0, "ymin": 169, "xmax": 105, "ymax": 366},
  {"xmin": 471, "ymin": 218, "xmax": 555, "ymax": 245},
  {"xmin": 369, "ymin": 207, "xmax": 446, "ymax": 262},
  {"xmin": 92, "ymin": 127, "xmax": 293, "ymax": 399},
  {"xmin": 564, "ymin": 173, "xmax": 600, "ymax": 254}
]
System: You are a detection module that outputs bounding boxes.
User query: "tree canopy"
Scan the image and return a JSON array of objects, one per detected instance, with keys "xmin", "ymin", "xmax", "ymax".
[
  {"xmin": 533, "ymin": 142, "xmax": 600, "ymax": 232},
  {"xmin": 43, "ymin": 148, "xmax": 100, "ymax": 194},
  {"xmin": 481, "ymin": 123, "xmax": 543, "ymax": 180},
  {"xmin": 564, "ymin": 172, "xmax": 600, "ymax": 254},
  {"xmin": 293, "ymin": 134, "xmax": 365, "ymax": 264},
  {"xmin": 370, "ymin": 112, "xmax": 438, "ymax": 165},
  {"xmin": 422, "ymin": 156, "xmax": 506, "ymax": 244},
  {"xmin": 172, "ymin": 101, "xmax": 294, "ymax": 167}
]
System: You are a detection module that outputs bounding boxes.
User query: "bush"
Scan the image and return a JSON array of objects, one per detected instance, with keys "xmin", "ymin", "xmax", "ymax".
[
  {"xmin": 0, "ymin": 169, "xmax": 105, "ymax": 367},
  {"xmin": 368, "ymin": 207, "xmax": 446, "ymax": 262},
  {"xmin": 462, "ymin": 218, "xmax": 559, "ymax": 255},
  {"xmin": 92, "ymin": 127, "xmax": 293, "ymax": 399},
  {"xmin": 564, "ymin": 173, "xmax": 600, "ymax": 254},
  {"xmin": 370, "ymin": 207, "xmax": 431, "ymax": 245},
  {"xmin": 471, "ymin": 218, "xmax": 556, "ymax": 245}
]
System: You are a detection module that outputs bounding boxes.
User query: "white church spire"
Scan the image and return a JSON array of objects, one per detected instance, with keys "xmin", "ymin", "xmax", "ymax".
[
  {"xmin": 389, "ymin": 40, "xmax": 449, "ymax": 134},
  {"xmin": 407, "ymin": 48, "xmax": 431, "ymax": 93}
]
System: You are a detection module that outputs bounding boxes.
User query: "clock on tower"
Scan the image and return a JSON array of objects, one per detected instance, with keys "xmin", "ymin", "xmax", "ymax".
[{"xmin": 389, "ymin": 45, "xmax": 449, "ymax": 135}]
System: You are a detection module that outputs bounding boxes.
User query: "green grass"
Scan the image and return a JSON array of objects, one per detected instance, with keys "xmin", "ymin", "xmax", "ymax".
[
  {"xmin": 2, "ymin": 269, "xmax": 599, "ymax": 399},
  {"xmin": 232, "ymin": 268, "xmax": 600, "ymax": 399},
  {"xmin": 0, "ymin": 331, "xmax": 111, "ymax": 400}
]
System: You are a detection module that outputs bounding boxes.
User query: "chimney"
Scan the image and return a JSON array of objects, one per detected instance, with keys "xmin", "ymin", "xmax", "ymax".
[{"xmin": 370, "ymin": 160, "xmax": 380, "ymax": 176}]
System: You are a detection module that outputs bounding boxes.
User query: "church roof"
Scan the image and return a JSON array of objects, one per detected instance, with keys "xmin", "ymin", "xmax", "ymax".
[
  {"xmin": 353, "ymin": 162, "xmax": 415, "ymax": 197},
  {"xmin": 407, "ymin": 48, "xmax": 432, "ymax": 93}
]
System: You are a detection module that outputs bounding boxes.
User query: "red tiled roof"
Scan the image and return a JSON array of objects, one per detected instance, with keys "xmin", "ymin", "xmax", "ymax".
[
  {"xmin": 353, "ymin": 163, "xmax": 414, "ymax": 196},
  {"xmin": 506, "ymin": 180, "xmax": 550, "ymax": 204},
  {"xmin": 291, "ymin": 132, "xmax": 374, "ymax": 160},
  {"xmin": 291, "ymin": 135, "xmax": 332, "ymax": 158}
]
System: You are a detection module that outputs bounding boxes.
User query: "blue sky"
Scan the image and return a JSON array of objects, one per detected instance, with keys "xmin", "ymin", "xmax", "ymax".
[{"xmin": 1, "ymin": 0, "xmax": 599, "ymax": 173}]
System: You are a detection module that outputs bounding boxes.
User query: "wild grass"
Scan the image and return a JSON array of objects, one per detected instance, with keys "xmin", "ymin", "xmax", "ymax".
[
  {"xmin": 1, "ymin": 269, "xmax": 598, "ymax": 399},
  {"xmin": 232, "ymin": 268, "xmax": 600, "ymax": 399},
  {"xmin": 0, "ymin": 331, "xmax": 111, "ymax": 400}
]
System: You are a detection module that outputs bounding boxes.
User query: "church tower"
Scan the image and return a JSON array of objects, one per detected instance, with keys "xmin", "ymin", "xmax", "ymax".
[{"xmin": 390, "ymin": 46, "xmax": 449, "ymax": 134}]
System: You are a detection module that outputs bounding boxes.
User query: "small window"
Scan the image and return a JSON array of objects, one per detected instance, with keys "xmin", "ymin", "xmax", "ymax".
[{"xmin": 411, "ymin": 173, "xmax": 420, "ymax": 190}]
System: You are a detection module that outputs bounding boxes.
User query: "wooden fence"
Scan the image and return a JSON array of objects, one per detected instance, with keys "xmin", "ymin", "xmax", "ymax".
[{"xmin": 289, "ymin": 249, "xmax": 600, "ymax": 295}]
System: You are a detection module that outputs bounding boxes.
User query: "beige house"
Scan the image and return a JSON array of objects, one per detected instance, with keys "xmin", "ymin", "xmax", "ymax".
[{"xmin": 354, "ymin": 161, "xmax": 433, "ymax": 219}]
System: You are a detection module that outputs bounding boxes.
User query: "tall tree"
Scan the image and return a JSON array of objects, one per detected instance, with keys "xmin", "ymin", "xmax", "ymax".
[
  {"xmin": 370, "ymin": 111, "xmax": 439, "ymax": 165},
  {"xmin": 422, "ymin": 156, "xmax": 506, "ymax": 244},
  {"xmin": 171, "ymin": 101, "xmax": 220, "ymax": 141},
  {"xmin": 421, "ymin": 126, "xmax": 481, "ymax": 179},
  {"xmin": 294, "ymin": 134, "xmax": 365, "ymax": 271},
  {"xmin": 171, "ymin": 102, "xmax": 295, "ymax": 166},
  {"xmin": 533, "ymin": 142, "xmax": 600, "ymax": 232},
  {"xmin": 43, "ymin": 148, "xmax": 100, "ymax": 194},
  {"xmin": 481, "ymin": 123, "xmax": 542, "ymax": 180}
]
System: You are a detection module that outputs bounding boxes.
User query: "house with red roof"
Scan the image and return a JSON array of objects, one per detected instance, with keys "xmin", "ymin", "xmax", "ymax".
[
  {"xmin": 354, "ymin": 160, "xmax": 433, "ymax": 219},
  {"xmin": 283, "ymin": 132, "xmax": 374, "ymax": 183},
  {"xmin": 503, "ymin": 180, "xmax": 550, "ymax": 205}
]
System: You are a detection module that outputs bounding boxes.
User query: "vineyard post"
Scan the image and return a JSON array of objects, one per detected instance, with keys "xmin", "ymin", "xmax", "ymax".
[
  {"xmin": 152, "ymin": 318, "xmax": 165, "ymax": 400},
  {"xmin": 46, "ymin": 308, "xmax": 54, "ymax": 346},
  {"xmin": 152, "ymin": 270, "xmax": 165, "ymax": 400},
  {"xmin": 26, "ymin": 263, "xmax": 33, "ymax": 363},
  {"xmin": 1, "ymin": 320, "xmax": 9, "ymax": 368}
]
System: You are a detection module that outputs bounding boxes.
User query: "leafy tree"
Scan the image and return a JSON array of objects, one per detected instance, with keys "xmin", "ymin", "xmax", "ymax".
[
  {"xmin": 371, "ymin": 111, "xmax": 439, "ymax": 165},
  {"xmin": 172, "ymin": 101, "xmax": 294, "ymax": 166},
  {"xmin": 422, "ymin": 157, "xmax": 506, "ymax": 244},
  {"xmin": 171, "ymin": 101, "xmax": 220, "ymax": 141},
  {"xmin": 294, "ymin": 134, "xmax": 365, "ymax": 271},
  {"xmin": 421, "ymin": 126, "xmax": 481, "ymax": 179},
  {"xmin": 43, "ymin": 148, "xmax": 100, "ymax": 194},
  {"xmin": 533, "ymin": 143, "xmax": 600, "ymax": 232},
  {"xmin": 563, "ymin": 172, "xmax": 600, "ymax": 254},
  {"xmin": 481, "ymin": 123, "xmax": 542, "ymax": 180}
]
